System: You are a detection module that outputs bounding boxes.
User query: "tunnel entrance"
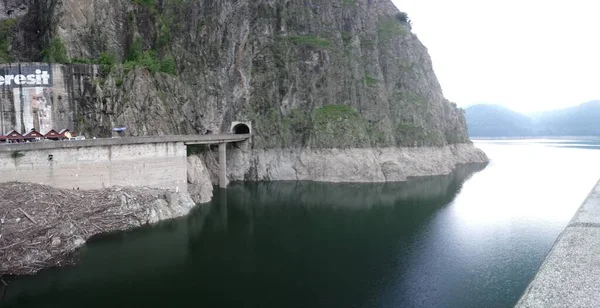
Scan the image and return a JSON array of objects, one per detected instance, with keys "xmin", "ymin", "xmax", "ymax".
[
  {"xmin": 232, "ymin": 123, "xmax": 250, "ymax": 134},
  {"xmin": 230, "ymin": 121, "xmax": 252, "ymax": 135}
]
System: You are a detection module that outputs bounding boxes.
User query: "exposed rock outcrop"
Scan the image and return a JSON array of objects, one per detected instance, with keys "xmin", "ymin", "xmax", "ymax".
[
  {"xmin": 199, "ymin": 142, "xmax": 487, "ymax": 184},
  {"xmin": 187, "ymin": 155, "xmax": 214, "ymax": 204}
]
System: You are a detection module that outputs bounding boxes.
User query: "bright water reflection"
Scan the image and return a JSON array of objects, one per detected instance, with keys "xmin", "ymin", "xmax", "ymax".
[
  {"xmin": 2, "ymin": 139, "xmax": 600, "ymax": 308},
  {"xmin": 380, "ymin": 140, "xmax": 600, "ymax": 307},
  {"xmin": 454, "ymin": 141, "xmax": 600, "ymax": 223}
]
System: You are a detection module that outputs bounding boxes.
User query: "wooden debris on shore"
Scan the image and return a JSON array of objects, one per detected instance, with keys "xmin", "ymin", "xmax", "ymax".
[{"xmin": 0, "ymin": 182, "xmax": 159, "ymax": 276}]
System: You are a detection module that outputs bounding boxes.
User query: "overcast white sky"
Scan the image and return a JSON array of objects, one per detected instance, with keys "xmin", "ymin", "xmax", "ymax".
[{"xmin": 392, "ymin": 0, "xmax": 600, "ymax": 113}]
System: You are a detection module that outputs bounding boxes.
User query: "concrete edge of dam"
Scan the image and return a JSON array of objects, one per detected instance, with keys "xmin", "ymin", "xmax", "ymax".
[
  {"xmin": 515, "ymin": 179, "xmax": 600, "ymax": 307},
  {"xmin": 1, "ymin": 134, "xmax": 251, "ymax": 191},
  {"xmin": 0, "ymin": 134, "xmax": 251, "ymax": 152}
]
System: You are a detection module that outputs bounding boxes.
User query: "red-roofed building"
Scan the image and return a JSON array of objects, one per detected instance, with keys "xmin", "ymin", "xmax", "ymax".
[
  {"xmin": 24, "ymin": 130, "xmax": 44, "ymax": 142},
  {"xmin": 4, "ymin": 130, "xmax": 23, "ymax": 143},
  {"xmin": 45, "ymin": 129, "xmax": 62, "ymax": 140}
]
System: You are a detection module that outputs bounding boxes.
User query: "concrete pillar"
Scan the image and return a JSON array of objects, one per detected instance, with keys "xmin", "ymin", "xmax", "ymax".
[{"xmin": 218, "ymin": 142, "xmax": 228, "ymax": 188}]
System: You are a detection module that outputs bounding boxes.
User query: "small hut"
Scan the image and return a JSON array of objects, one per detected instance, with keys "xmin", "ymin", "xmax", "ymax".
[
  {"xmin": 44, "ymin": 129, "xmax": 62, "ymax": 141},
  {"xmin": 24, "ymin": 129, "xmax": 44, "ymax": 142},
  {"xmin": 4, "ymin": 130, "xmax": 24, "ymax": 143}
]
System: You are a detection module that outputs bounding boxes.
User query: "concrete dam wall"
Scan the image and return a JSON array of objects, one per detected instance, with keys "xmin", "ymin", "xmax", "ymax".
[{"xmin": 0, "ymin": 141, "xmax": 188, "ymax": 192}]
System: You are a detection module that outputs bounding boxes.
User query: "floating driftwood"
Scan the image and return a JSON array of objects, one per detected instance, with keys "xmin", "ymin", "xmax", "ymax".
[{"xmin": 0, "ymin": 182, "xmax": 195, "ymax": 276}]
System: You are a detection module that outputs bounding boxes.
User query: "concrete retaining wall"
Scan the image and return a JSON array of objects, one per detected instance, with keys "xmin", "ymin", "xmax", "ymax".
[
  {"xmin": 0, "ymin": 142, "xmax": 188, "ymax": 192},
  {"xmin": 515, "ymin": 179, "xmax": 600, "ymax": 307}
]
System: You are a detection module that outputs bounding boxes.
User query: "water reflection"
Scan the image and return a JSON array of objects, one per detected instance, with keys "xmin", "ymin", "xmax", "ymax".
[
  {"xmin": 473, "ymin": 137, "xmax": 600, "ymax": 150},
  {"xmin": 2, "ymin": 163, "xmax": 486, "ymax": 307},
  {"xmin": 226, "ymin": 163, "xmax": 488, "ymax": 210}
]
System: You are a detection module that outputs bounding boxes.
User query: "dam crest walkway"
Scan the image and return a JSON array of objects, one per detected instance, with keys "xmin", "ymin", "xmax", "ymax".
[{"xmin": 0, "ymin": 134, "xmax": 251, "ymax": 152}]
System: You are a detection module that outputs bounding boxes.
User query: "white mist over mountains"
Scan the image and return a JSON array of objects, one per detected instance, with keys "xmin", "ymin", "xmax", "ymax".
[
  {"xmin": 464, "ymin": 100, "xmax": 600, "ymax": 137},
  {"xmin": 394, "ymin": 0, "xmax": 600, "ymax": 113}
]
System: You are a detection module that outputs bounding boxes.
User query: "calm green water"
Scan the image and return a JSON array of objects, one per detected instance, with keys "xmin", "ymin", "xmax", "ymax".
[{"xmin": 3, "ymin": 139, "xmax": 600, "ymax": 308}]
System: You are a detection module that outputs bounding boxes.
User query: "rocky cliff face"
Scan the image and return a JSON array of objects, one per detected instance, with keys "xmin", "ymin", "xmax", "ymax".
[
  {"xmin": 3, "ymin": 0, "xmax": 470, "ymax": 145},
  {"xmin": 0, "ymin": 0, "xmax": 487, "ymax": 184}
]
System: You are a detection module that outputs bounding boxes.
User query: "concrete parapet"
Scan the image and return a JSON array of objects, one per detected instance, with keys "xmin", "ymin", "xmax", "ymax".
[
  {"xmin": 0, "ymin": 134, "xmax": 251, "ymax": 152},
  {"xmin": 515, "ymin": 180, "xmax": 600, "ymax": 307}
]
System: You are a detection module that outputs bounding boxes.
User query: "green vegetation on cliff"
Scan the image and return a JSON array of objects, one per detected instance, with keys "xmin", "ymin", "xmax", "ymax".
[
  {"xmin": 288, "ymin": 35, "xmax": 331, "ymax": 49},
  {"xmin": 124, "ymin": 38, "xmax": 176, "ymax": 74},
  {"xmin": 311, "ymin": 105, "xmax": 369, "ymax": 148},
  {"xmin": 0, "ymin": 18, "xmax": 17, "ymax": 63},
  {"xmin": 131, "ymin": 0, "xmax": 156, "ymax": 7},
  {"xmin": 55, "ymin": 0, "xmax": 178, "ymax": 74},
  {"xmin": 252, "ymin": 107, "xmax": 311, "ymax": 149},
  {"xmin": 377, "ymin": 18, "xmax": 408, "ymax": 42},
  {"xmin": 43, "ymin": 37, "xmax": 70, "ymax": 63},
  {"xmin": 395, "ymin": 123, "xmax": 444, "ymax": 147},
  {"xmin": 364, "ymin": 74, "xmax": 379, "ymax": 86},
  {"xmin": 342, "ymin": 0, "xmax": 358, "ymax": 7}
]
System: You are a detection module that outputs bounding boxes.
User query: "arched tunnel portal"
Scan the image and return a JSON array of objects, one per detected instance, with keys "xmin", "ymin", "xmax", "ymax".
[
  {"xmin": 230, "ymin": 122, "xmax": 252, "ymax": 135},
  {"xmin": 232, "ymin": 124, "xmax": 250, "ymax": 134}
]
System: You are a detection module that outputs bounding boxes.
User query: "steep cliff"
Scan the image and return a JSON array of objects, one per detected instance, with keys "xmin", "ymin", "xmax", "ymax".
[{"xmin": 0, "ymin": 0, "xmax": 487, "ymax": 183}]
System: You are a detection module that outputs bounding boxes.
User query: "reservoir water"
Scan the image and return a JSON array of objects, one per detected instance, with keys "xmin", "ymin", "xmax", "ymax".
[{"xmin": 3, "ymin": 138, "xmax": 600, "ymax": 307}]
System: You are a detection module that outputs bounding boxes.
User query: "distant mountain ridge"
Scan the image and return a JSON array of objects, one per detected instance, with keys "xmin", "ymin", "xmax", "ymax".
[{"xmin": 465, "ymin": 101, "xmax": 600, "ymax": 137}]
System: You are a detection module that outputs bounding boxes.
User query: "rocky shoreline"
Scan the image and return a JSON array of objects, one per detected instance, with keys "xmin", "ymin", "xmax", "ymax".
[{"xmin": 213, "ymin": 143, "xmax": 489, "ymax": 183}]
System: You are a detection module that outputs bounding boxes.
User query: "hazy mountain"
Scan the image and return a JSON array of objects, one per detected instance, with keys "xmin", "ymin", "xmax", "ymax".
[
  {"xmin": 531, "ymin": 100, "xmax": 600, "ymax": 136},
  {"xmin": 465, "ymin": 101, "xmax": 600, "ymax": 137},
  {"xmin": 465, "ymin": 105, "xmax": 534, "ymax": 137}
]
